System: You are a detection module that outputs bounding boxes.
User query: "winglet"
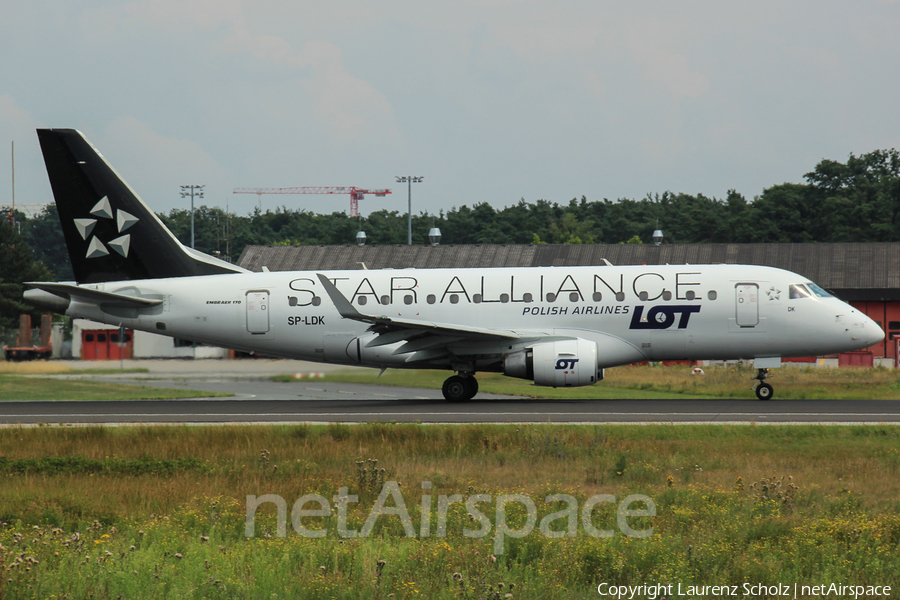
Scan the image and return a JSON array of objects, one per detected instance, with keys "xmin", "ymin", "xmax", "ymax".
[{"xmin": 316, "ymin": 273, "xmax": 391, "ymax": 325}]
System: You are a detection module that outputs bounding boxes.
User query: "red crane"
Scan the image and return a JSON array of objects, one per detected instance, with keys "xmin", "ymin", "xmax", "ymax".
[{"xmin": 233, "ymin": 187, "xmax": 391, "ymax": 217}]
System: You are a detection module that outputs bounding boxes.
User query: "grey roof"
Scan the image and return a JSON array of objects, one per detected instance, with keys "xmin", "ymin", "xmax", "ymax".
[{"xmin": 237, "ymin": 243, "xmax": 900, "ymax": 300}]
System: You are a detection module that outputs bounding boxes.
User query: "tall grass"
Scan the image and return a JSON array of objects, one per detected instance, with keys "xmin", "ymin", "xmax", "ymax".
[{"xmin": 1, "ymin": 424, "xmax": 899, "ymax": 598}]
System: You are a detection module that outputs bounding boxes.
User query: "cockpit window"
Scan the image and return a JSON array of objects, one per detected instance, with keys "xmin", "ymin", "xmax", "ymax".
[
  {"xmin": 789, "ymin": 284, "xmax": 812, "ymax": 299},
  {"xmin": 807, "ymin": 282, "xmax": 833, "ymax": 298}
]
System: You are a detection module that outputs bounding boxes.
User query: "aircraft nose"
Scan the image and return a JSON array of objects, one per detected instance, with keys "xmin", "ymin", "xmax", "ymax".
[{"xmin": 865, "ymin": 316, "xmax": 886, "ymax": 347}]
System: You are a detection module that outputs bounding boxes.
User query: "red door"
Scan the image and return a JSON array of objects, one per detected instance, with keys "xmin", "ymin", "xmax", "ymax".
[
  {"xmin": 108, "ymin": 330, "xmax": 134, "ymax": 360},
  {"xmin": 81, "ymin": 329, "xmax": 133, "ymax": 360}
]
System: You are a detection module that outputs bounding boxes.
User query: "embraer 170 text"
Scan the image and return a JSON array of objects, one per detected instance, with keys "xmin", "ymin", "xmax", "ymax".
[{"xmin": 25, "ymin": 130, "xmax": 885, "ymax": 401}]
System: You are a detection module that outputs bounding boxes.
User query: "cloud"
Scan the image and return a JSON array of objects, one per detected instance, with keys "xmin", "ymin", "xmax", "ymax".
[
  {"xmin": 124, "ymin": 0, "xmax": 243, "ymax": 31},
  {"xmin": 222, "ymin": 29, "xmax": 399, "ymax": 143},
  {"xmin": 0, "ymin": 95, "xmax": 39, "ymax": 137},
  {"xmin": 0, "ymin": 96, "xmax": 53, "ymax": 209},
  {"xmin": 624, "ymin": 23, "xmax": 710, "ymax": 101},
  {"xmin": 123, "ymin": 0, "xmax": 399, "ymax": 143},
  {"xmin": 98, "ymin": 117, "xmax": 231, "ymax": 212}
]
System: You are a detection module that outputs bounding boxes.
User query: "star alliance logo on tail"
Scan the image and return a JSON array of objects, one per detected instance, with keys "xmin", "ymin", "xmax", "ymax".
[{"xmin": 74, "ymin": 196, "xmax": 139, "ymax": 259}]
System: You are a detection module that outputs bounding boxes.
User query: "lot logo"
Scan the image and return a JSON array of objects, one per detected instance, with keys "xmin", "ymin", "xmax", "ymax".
[
  {"xmin": 629, "ymin": 305, "xmax": 701, "ymax": 330},
  {"xmin": 555, "ymin": 358, "xmax": 579, "ymax": 370}
]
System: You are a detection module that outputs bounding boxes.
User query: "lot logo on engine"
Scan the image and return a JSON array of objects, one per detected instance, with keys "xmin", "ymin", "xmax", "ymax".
[
  {"xmin": 556, "ymin": 358, "xmax": 579, "ymax": 370},
  {"xmin": 629, "ymin": 305, "xmax": 701, "ymax": 330}
]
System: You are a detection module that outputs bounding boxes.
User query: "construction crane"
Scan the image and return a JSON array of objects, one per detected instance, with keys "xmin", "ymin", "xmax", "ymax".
[{"xmin": 233, "ymin": 187, "xmax": 391, "ymax": 218}]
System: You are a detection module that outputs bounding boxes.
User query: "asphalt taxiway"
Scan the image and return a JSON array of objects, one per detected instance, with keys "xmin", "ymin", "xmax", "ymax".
[
  {"xmin": 3, "ymin": 396, "xmax": 900, "ymax": 425},
  {"xmin": 3, "ymin": 359, "xmax": 899, "ymax": 425}
]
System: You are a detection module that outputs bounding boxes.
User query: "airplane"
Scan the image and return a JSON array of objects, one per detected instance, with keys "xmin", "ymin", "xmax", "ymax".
[{"xmin": 24, "ymin": 129, "xmax": 885, "ymax": 401}]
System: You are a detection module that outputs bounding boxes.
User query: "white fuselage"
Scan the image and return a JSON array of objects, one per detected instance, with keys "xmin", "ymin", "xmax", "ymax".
[{"xmin": 64, "ymin": 264, "xmax": 883, "ymax": 371}]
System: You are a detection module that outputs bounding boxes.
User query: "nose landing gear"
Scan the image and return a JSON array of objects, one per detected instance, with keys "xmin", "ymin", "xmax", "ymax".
[
  {"xmin": 442, "ymin": 373, "xmax": 479, "ymax": 401},
  {"xmin": 752, "ymin": 368, "xmax": 774, "ymax": 400}
]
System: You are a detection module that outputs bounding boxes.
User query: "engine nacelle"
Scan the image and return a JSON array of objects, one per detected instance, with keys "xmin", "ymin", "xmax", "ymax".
[{"xmin": 503, "ymin": 338, "xmax": 602, "ymax": 388}]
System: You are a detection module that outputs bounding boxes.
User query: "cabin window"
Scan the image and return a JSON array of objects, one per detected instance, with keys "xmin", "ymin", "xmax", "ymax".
[
  {"xmin": 685, "ymin": 291, "xmax": 695, "ymax": 301},
  {"xmin": 546, "ymin": 293, "xmax": 556, "ymax": 302},
  {"xmin": 380, "ymin": 295, "xmax": 390, "ymax": 305},
  {"xmin": 592, "ymin": 292, "xmax": 602, "ymax": 302},
  {"xmin": 789, "ymin": 284, "xmax": 812, "ymax": 299},
  {"xmin": 404, "ymin": 295, "xmax": 413, "ymax": 305},
  {"xmin": 312, "ymin": 296, "xmax": 321, "ymax": 306},
  {"xmin": 427, "ymin": 294, "xmax": 436, "ymax": 304},
  {"xmin": 358, "ymin": 296, "xmax": 368, "ymax": 305},
  {"xmin": 500, "ymin": 294, "xmax": 510, "ymax": 303},
  {"xmin": 568, "ymin": 292, "xmax": 579, "ymax": 302},
  {"xmin": 638, "ymin": 292, "xmax": 648, "ymax": 301},
  {"xmin": 473, "ymin": 294, "xmax": 482, "ymax": 303},
  {"xmin": 615, "ymin": 292, "xmax": 625, "ymax": 302},
  {"xmin": 523, "ymin": 293, "xmax": 533, "ymax": 303},
  {"xmin": 449, "ymin": 294, "xmax": 459, "ymax": 304},
  {"xmin": 663, "ymin": 291, "xmax": 673, "ymax": 301},
  {"xmin": 707, "ymin": 291, "xmax": 717, "ymax": 301}
]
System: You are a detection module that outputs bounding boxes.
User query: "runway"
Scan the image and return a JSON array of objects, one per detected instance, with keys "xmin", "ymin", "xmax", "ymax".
[
  {"xmin": 4, "ymin": 360, "xmax": 899, "ymax": 425},
  {"xmin": 3, "ymin": 394, "xmax": 900, "ymax": 425}
]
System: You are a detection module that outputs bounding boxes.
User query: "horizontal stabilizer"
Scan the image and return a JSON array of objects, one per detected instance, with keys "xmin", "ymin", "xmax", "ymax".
[{"xmin": 25, "ymin": 282, "xmax": 162, "ymax": 309}]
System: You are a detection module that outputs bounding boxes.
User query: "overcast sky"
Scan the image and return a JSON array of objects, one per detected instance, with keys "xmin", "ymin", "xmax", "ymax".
[{"xmin": 2, "ymin": 0, "xmax": 899, "ymax": 222}]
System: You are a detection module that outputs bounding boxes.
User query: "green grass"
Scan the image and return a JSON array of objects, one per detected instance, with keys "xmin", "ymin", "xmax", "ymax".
[
  {"xmin": 275, "ymin": 363, "xmax": 900, "ymax": 400},
  {"xmin": 0, "ymin": 375, "xmax": 233, "ymax": 401},
  {"xmin": 272, "ymin": 369, "xmax": 713, "ymax": 399},
  {"xmin": 1, "ymin": 423, "xmax": 899, "ymax": 598},
  {"xmin": 69, "ymin": 367, "xmax": 151, "ymax": 375}
]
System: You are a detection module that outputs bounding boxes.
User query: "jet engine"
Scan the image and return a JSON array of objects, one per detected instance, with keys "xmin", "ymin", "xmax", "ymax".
[{"xmin": 503, "ymin": 338, "xmax": 602, "ymax": 387}]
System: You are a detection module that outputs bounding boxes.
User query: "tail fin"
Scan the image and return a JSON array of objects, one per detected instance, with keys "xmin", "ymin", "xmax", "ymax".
[{"xmin": 37, "ymin": 128, "xmax": 247, "ymax": 283}]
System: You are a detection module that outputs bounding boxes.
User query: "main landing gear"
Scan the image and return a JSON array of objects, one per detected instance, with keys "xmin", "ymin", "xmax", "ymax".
[
  {"xmin": 752, "ymin": 368, "xmax": 774, "ymax": 400},
  {"xmin": 442, "ymin": 373, "xmax": 479, "ymax": 401}
]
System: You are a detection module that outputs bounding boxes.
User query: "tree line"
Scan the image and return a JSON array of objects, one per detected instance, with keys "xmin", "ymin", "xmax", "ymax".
[{"xmin": 2, "ymin": 148, "xmax": 898, "ymax": 329}]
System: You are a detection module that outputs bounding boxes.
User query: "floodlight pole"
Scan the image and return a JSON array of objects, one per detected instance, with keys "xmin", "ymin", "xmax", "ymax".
[
  {"xmin": 395, "ymin": 176, "xmax": 423, "ymax": 245},
  {"xmin": 180, "ymin": 185, "xmax": 205, "ymax": 249}
]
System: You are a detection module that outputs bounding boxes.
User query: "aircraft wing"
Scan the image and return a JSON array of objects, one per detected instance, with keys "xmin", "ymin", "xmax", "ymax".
[
  {"xmin": 316, "ymin": 273, "xmax": 528, "ymax": 354},
  {"xmin": 25, "ymin": 282, "xmax": 162, "ymax": 309}
]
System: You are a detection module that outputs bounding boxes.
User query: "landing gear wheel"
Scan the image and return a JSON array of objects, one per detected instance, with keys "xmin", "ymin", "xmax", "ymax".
[
  {"xmin": 442, "ymin": 374, "xmax": 478, "ymax": 401},
  {"xmin": 751, "ymin": 368, "xmax": 774, "ymax": 401},
  {"xmin": 464, "ymin": 376, "xmax": 478, "ymax": 398},
  {"xmin": 442, "ymin": 376, "xmax": 470, "ymax": 402},
  {"xmin": 755, "ymin": 383, "xmax": 774, "ymax": 401}
]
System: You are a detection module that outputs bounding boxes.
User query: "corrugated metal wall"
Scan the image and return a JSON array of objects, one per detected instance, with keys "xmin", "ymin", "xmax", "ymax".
[{"xmin": 238, "ymin": 242, "xmax": 900, "ymax": 297}]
